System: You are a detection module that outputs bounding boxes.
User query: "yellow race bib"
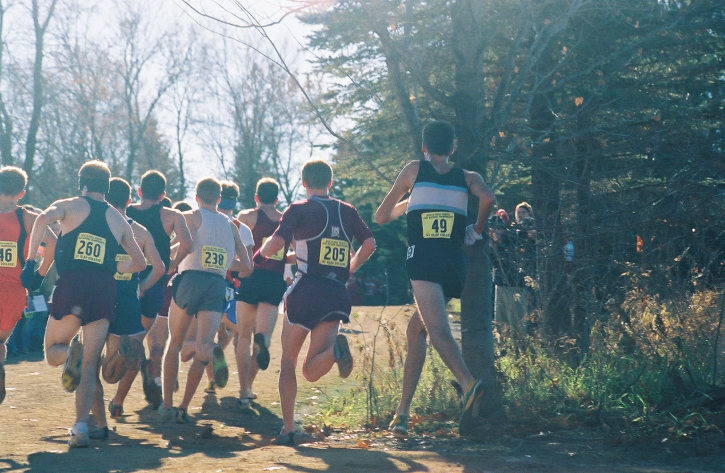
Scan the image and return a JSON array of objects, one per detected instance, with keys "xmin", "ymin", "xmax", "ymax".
[
  {"xmin": 319, "ymin": 238, "xmax": 348, "ymax": 268},
  {"xmin": 202, "ymin": 246, "xmax": 228, "ymax": 271},
  {"xmin": 114, "ymin": 254, "xmax": 132, "ymax": 281},
  {"xmin": 421, "ymin": 212, "xmax": 454, "ymax": 239},
  {"xmin": 262, "ymin": 236, "xmax": 285, "ymax": 261},
  {"xmin": 74, "ymin": 233, "xmax": 106, "ymax": 264},
  {"xmin": 0, "ymin": 241, "xmax": 17, "ymax": 267}
]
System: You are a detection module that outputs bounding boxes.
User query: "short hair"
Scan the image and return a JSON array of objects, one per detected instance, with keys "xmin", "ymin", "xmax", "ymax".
[
  {"xmin": 0, "ymin": 166, "xmax": 28, "ymax": 196},
  {"xmin": 256, "ymin": 177, "xmax": 279, "ymax": 204},
  {"xmin": 161, "ymin": 196, "xmax": 172, "ymax": 208},
  {"xmin": 221, "ymin": 180, "xmax": 240, "ymax": 199},
  {"xmin": 515, "ymin": 202, "xmax": 533, "ymax": 216},
  {"xmin": 107, "ymin": 177, "xmax": 132, "ymax": 209},
  {"xmin": 301, "ymin": 159, "xmax": 332, "ymax": 190},
  {"xmin": 422, "ymin": 120, "xmax": 455, "ymax": 156},
  {"xmin": 172, "ymin": 201, "xmax": 192, "ymax": 212},
  {"xmin": 140, "ymin": 170, "xmax": 166, "ymax": 201},
  {"xmin": 78, "ymin": 160, "xmax": 111, "ymax": 193},
  {"xmin": 196, "ymin": 177, "xmax": 221, "ymax": 205}
]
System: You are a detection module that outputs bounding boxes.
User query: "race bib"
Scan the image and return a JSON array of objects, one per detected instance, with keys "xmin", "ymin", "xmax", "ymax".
[
  {"xmin": 74, "ymin": 233, "xmax": 106, "ymax": 264},
  {"xmin": 202, "ymin": 245, "xmax": 228, "ymax": 271},
  {"xmin": 421, "ymin": 212, "xmax": 454, "ymax": 239},
  {"xmin": 0, "ymin": 241, "xmax": 17, "ymax": 267},
  {"xmin": 319, "ymin": 238, "xmax": 348, "ymax": 268},
  {"xmin": 114, "ymin": 254, "xmax": 132, "ymax": 281},
  {"xmin": 263, "ymin": 236, "xmax": 284, "ymax": 261}
]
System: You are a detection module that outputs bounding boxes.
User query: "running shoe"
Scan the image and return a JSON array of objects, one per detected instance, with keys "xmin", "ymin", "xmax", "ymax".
[
  {"xmin": 254, "ymin": 333, "xmax": 270, "ymax": 370},
  {"xmin": 159, "ymin": 406, "xmax": 175, "ymax": 422},
  {"xmin": 0, "ymin": 363, "xmax": 5, "ymax": 405},
  {"xmin": 272, "ymin": 430, "xmax": 295, "ymax": 446},
  {"xmin": 389, "ymin": 413, "xmax": 409, "ymax": 438},
  {"xmin": 458, "ymin": 379, "xmax": 485, "ymax": 435},
  {"xmin": 175, "ymin": 407, "xmax": 190, "ymax": 424},
  {"xmin": 68, "ymin": 431, "xmax": 90, "ymax": 448},
  {"xmin": 140, "ymin": 360, "xmax": 163, "ymax": 410},
  {"xmin": 333, "ymin": 334, "xmax": 353, "ymax": 378},
  {"xmin": 118, "ymin": 335, "xmax": 144, "ymax": 369},
  {"xmin": 88, "ymin": 426, "xmax": 109, "ymax": 440},
  {"xmin": 212, "ymin": 345, "xmax": 228, "ymax": 389},
  {"xmin": 108, "ymin": 400, "xmax": 123, "ymax": 419},
  {"xmin": 245, "ymin": 388, "xmax": 257, "ymax": 400},
  {"xmin": 204, "ymin": 381, "xmax": 216, "ymax": 393},
  {"xmin": 237, "ymin": 397, "xmax": 251, "ymax": 411},
  {"xmin": 62, "ymin": 337, "xmax": 83, "ymax": 393},
  {"xmin": 102, "ymin": 350, "xmax": 127, "ymax": 384}
]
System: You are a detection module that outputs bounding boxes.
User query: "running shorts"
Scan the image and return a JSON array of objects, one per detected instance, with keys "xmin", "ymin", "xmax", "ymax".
[
  {"xmin": 0, "ymin": 283, "xmax": 26, "ymax": 331},
  {"xmin": 172, "ymin": 270, "xmax": 227, "ymax": 316},
  {"xmin": 285, "ymin": 274, "xmax": 351, "ymax": 331},
  {"xmin": 236, "ymin": 268, "xmax": 287, "ymax": 306},
  {"xmin": 108, "ymin": 289, "xmax": 144, "ymax": 336},
  {"xmin": 405, "ymin": 244, "xmax": 468, "ymax": 299},
  {"xmin": 49, "ymin": 267, "xmax": 117, "ymax": 326}
]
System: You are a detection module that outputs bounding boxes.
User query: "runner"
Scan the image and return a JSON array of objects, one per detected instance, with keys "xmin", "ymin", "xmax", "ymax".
[
  {"xmin": 258, "ymin": 159, "xmax": 376, "ymax": 445},
  {"xmin": 101, "ymin": 178, "xmax": 165, "ymax": 425},
  {"xmin": 161, "ymin": 177, "xmax": 252, "ymax": 423},
  {"xmin": 235, "ymin": 177, "xmax": 289, "ymax": 409},
  {"xmin": 0, "ymin": 166, "xmax": 55, "ymax": 405},
  {"xmin": 26, "ymin": 160, "xmax": 145, "ymax": 447},
  {"xmin": 127, "ymin": 171, "xmax": 192, "ymax": 409},
  {"xmin": 375, "ymin": 120, "xmax": 496, "ymax": 436},
  {"xmin": 199, "ymin": 180, "xmax": 254, "ymax": 395}
]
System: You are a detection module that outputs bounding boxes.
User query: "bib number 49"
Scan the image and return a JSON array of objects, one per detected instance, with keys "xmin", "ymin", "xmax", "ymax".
[{"xmin": 422, "ymin": 212, "xmax": 454, "ymax": 239}]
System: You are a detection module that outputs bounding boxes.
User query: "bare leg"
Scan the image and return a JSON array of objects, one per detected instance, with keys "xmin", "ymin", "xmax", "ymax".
[
  {"xmin": 278, "ymin": 316, "xmax": 309, "ymax": 435},
  {"xmin": 74, "ymin": 319, "xmax": 109, "ymax": 424},
  {"xmin": 0, "ymin": 327, "xmax": 15, "ymax": 364},
  {"xmin": 44, "ymin": 315, "xmax": 82, "ymax": 367},
  {"xmin": 248, "ymin": 302, "xmax": 278, "ymax": 390},
  {"xmin": 146, "ymin": 316, "xmax": 168, "ymax": 383},
  {"xmin": 179, "ymin": 357, "xmax": 204, "ymax": 410},
  {"xmin": 301, "ymin": 320, "xmax": 340, "ymax": 382},
  {"xmin": 235, "ymin": 301, "xmax": 256, "ymax": 399},
  {"xmin": 112, "ymin": 333, "xmax": 146, "ymax": 406},
  {"xmin": 410, "ymin": 280, "xmax": 474, "ymax": 392},
  {"xmin": 163, "ymin": 301, "xmax": 192, "ymax": 409},
  {"xmin": 395, "ymin": 310, "xmax": 427, "ymax": 416},
  {"xmin": 195, "ymin": 310, "xmax": 223, "ymax": 364}
]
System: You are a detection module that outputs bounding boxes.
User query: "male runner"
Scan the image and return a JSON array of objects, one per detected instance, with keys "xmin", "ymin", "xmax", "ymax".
[
  {"xmin": 101, "ymin": 178, "xmax": 165, "ymax": 423},
  {"xmin": 199, "ymin": 180, "xmax": 254, "ymax": 394},
  {"xmin": 0, "ymin": 166, "xmax": 55, "ymax": 405},
  {"xmin": 161, "ymin": 177, "xmax": 252, "ymax": 423},
  {"xmin": 127, "ymin": 170, "xmax": 192, "ymax": 408},
  {"xmin": 235, "ymin": 177, "xmax": 289, "ymax": 409},
  {"xmin": 26, "ymin": 160, "xmax": 145, "ymax": 447},
  {"xmin": 375, "ymin": 120, "xmax": 496, "ymax": 436},
  {"xmin": 259, "ymin": 159, "xmax": 376, "ymax": 445}
]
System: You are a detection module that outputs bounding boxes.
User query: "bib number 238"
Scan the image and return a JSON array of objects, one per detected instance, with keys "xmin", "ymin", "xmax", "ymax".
[
  {"xmin": 74, "ymin": 233, "xmax": 106, "ymax": 264},
  {"xmin": 202, "ymin": 245, "xmax": 227, "ymax": 271},
  {"xmin": 319, "ymin": 238, "xmax": 348, "ymax": 268},
  {"xmin": 422, "ymin": 212, "xmax": 454, "ymax": 239}
]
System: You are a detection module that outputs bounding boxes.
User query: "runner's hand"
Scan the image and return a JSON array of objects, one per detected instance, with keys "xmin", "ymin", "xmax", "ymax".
[
  {"xmin": 464, "ymin": 225, "xmax": 483, "ymax": 245},
  {"xmin": 20, "ymin": 260, "xmax": 44, "ymax": 291}
]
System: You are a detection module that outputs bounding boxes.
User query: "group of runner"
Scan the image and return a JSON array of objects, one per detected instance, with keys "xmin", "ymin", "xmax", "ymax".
[{"xmin": 0, "ymin": 119, "xmax": 496, "ymax": 448}]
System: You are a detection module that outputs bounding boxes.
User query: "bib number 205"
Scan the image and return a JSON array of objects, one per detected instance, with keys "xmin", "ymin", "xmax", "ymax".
[{"xmin": 319, "ymin": 238, "xmax": 348, "ymax": 268}]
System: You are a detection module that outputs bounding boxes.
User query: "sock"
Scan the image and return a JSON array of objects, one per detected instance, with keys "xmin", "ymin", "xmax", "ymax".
[
  {"xmin": 72, "ymin": 422, "xmax": 88, "ymax": 435},
  {"xmin": 154, "ymin": 377, "xmax": 162, "ymax": 386}
]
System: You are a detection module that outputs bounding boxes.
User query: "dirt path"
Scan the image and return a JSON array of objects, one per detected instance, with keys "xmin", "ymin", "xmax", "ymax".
[{"xmin": 0, "ymin": 306, "xmax": 722, "ymax": 472}]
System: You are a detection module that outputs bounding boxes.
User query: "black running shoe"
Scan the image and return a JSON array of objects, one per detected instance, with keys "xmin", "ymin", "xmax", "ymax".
[{"xmin": 254, "ymin": 333, "xmax": 270, "ymax": 371}]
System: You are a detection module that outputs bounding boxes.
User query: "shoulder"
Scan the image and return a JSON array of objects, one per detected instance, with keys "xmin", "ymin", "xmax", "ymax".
[
  {"xmin": 237, "ymin": 208, "xmax": 257, "ymax": 218},
  {"xmin": 463, "ymin": 169, "xmax": 484, "ymax": 183},
  {"xmin": 21, "ymin": 206, "xmax": 38, "ymax": 227}
]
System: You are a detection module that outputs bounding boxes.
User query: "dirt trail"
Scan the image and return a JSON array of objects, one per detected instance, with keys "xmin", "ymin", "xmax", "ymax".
[{"xmin": 0, "ymin": 306, "xmax": 721, "ymax": 472}]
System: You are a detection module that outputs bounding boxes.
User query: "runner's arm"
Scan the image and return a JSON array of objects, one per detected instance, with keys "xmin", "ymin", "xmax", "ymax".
[
  {"xmin": 168, "ymin": 211, "xmax": 192, "ymax": 274},
  {"xmin": 117, "ymin": 220, "xmax": 146, "ymax": 274},
  {"xmin": 230, "ymin": 220, "xmax": 253, "ymax": 278},
  {"xmin": 465, "ymin": 171, "xmax": 496, "ymax": 235},
  {"xmin": 350, "ymin": 237, "xmax": 376, "ymax": 275},
  {"xmin": 259, "ymin": 235, "xmax": 285, "ymax": 258},
  {"xmin": 374, "ymin": 162, "xmax": 418, "ymax": 225},
  {"xmin": 26, "ymin": 201, "xmax": 64, "ymax": 262},
  {"xmin": 139, "ymin": 230, "xmax": 165, "ymax": 293}
]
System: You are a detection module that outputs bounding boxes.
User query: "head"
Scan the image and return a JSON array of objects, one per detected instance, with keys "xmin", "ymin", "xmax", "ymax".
[
  {"xmin": 422, "ymin": 120, "xmax": 455, "ymax": 157},
  {"xmin": 139, "ymin": 170, "xmax": 166, "ymax": 202},
  {"xmin": 255, "ymin": 177, "xmax": 279, "ymax": 205},
  {"xmin": 496, "ymin": 209, "xmax": 510, "ymax": 226},
  {"xmin": 161, "ymin": 196, "xmax": 172, "ymax": 208},
  {"xmin": 78, "ymin": 160, "xmax": 111, "ymax": 194},
  {"xmin": 106, "ymin": 177, "xmax": 132, "ymax": 210},
  {"xmin": 219, "ymin": 180, "xmax": 240, "ymax": 212},
  {"xmin": 515, "ymin": 202, "xmax": 533, "ymax": 223},
  {"xmin": 301, "ymin": 159, "xmax": 333, "ymax": 190},
  {"xmin": 488, "ymin": 215, "xmax": 507, "ymax": 242},
  {"xmin": 195, "ymin": 177, "xmax": 221, "ymax": 206},
  {"xmin": 172, "ymin": 201, "xmax": 192, "ymax": 212},
  {"xmin": 0, "ymin": 166, "xmax": 28, "ymax": 200}
]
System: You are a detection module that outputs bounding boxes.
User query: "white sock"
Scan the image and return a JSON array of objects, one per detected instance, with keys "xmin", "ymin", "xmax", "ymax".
[
  {"xmin": 71, "ymin": 422, "xmax": 88, "ymax": 435},
  {"xmin": 154, "ymin": 377, "xmax": 162, "ymax": 386}
]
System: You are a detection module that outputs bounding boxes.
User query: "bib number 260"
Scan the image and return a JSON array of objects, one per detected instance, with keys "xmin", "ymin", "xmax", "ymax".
[{"xmin": 74, "ymin": 233, "xmax": 106, "ymax": 264}]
